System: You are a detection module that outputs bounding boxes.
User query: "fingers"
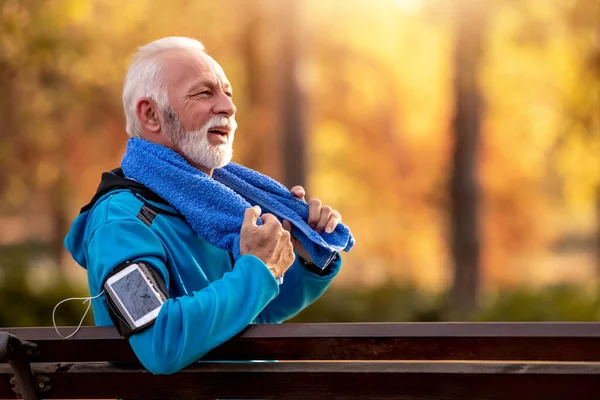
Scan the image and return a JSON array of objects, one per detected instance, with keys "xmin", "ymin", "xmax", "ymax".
[
  {"xmin": 281, "ymin": 219, "xmax": 292, "ymax": 241},
  {"xmin": 282, "ymin": 219, "xmax": 292, "ymax": 233},
  {"xmin": 324, "ymin": 210, "xmax": 342, "ymax": 234},
  {"xmin": 283, "ymin": 219, "xmax": 301, "ymax": 249},
  {"xmin": 314, "ymin": 205, "xmax": 332, "ymax": 234},
  {"xmin": 242, "ymin": 206, "xmax": 262, "ymax": 228},
  {"xmin": 262, "ymin": 213, "xmax": 290, "ymax": 239},
  {"xmin": 290, "ymin": 186, "xmax": 306, "ymax": 202},
  {"xmin": 308, "ymin": 198, "xmax": 331, "ymax": 234},
  {"xmin": 307, "ymin": 198, "xmax": 321, "ymax": 229},
  {"xmin": 261, "ymin": 212, "xmax": 280, "ymax": 229},
  {"xmin": 264, "ymin": 214, "xmax": 291, "ymax": 245},
  {"xmin": 307, "ymin": 198, "xmax": 342, "ymax": 234}
]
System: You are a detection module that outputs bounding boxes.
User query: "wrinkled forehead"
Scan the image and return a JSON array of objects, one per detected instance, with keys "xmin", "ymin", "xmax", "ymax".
[{"xmin": 158, "ymin": 49, "xmax": 230, "ymax": 96}]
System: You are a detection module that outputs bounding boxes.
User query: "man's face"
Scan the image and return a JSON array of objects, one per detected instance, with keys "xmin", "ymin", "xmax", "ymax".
[{"xmin": 159, "ymin": 50, "xmax": 237, "ymax": 169}]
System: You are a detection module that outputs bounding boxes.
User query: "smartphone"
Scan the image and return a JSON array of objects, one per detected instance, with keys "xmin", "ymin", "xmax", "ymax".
[{"xmin": 104, "ymin": 263, "xmax": 166, "ymax": 329}]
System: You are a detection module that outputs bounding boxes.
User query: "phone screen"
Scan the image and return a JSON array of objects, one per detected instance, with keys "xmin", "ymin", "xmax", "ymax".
[{"xmin": 110, "ymin": 268, "xmax": 162, "ymax": 322}]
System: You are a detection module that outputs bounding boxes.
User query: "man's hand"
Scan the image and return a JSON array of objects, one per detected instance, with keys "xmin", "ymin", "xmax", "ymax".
[
  {"xmin": 239, "ymin": 206, "xmax": 295, "ymax": 279},
  {"xmin": 287, "ymin": 186, "xmax": 343, "ymax": 263}
]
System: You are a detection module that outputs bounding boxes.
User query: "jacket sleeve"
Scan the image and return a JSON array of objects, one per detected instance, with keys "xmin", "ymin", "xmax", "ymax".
[
  {"xmin": 86, "ymin": 218, "xmax": 280, "ymax": 375},
  {"xmin": 253, "ymin": 254, "xmax": 342, "ymax": 324}
]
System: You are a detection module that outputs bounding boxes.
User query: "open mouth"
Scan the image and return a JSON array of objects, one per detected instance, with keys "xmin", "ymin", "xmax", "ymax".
[{"xmin": 208, "ymin": 127, "xmax": 229, "ymax": 136}]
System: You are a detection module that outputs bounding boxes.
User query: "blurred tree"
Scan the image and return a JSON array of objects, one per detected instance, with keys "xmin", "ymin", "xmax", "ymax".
[
  {"xmin": 449, "ymin": 0, "xmax": 490, "ymax": 318},
  {"xmin": 561, "ymin": 0, "xmax": 600, "ymax": 272},
  {"xmin": 278, "ymin": 0, "xmax": 307, "ymax": 190},
  {"xmin": 0, "ymin": 0, "xmax": 92, "ymax": 269},
  {"xmin": 535, "ymin": 0, "xmax": 600, "ymax": 276},
  {"xmin": 234, "ymin": 0, "xmax": 281, "ymax": 176},
  {"xmin": 0, "ymin": 0, "xmax": 598, "ymax": 330}
]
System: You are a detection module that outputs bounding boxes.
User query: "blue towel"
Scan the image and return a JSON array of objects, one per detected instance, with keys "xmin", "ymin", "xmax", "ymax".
[{"xmin": 121, "ymin": 138, "xmax": 355, "ymax": 268}]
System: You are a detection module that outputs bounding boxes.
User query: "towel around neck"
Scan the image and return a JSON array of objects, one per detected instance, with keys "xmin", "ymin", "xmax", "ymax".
[{"xmin": 121, "ymin": 138, "xmax": 355, "ymax": 268}]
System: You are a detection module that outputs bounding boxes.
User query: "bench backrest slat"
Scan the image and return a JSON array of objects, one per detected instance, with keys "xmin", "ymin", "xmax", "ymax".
[
  {"xmin": 2, "ymin": 361, "xmax": 600, "ymax": 400},
  {"xmin": 3, "ymin": 323, "xmax": 600, "ymax": 362},
  {"xmin": 4, "ymin": 323, "xmax": 600, "ymax": 399}
]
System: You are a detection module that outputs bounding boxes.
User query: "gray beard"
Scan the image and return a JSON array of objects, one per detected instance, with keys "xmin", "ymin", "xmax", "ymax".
[{"xmin": 163, "ymin": 107, "xmax": 236, "ymax": 169}]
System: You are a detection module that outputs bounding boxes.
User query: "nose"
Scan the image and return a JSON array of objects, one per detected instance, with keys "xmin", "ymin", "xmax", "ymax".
[{"xmin": 213, "ymin": 91, "xmax": 236, "ymax": 118}]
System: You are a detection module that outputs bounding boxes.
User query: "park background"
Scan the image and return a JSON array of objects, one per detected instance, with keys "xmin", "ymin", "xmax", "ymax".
[{"xmin": 0, "ymin": 0, "xmax": 599, "ymax": 326}]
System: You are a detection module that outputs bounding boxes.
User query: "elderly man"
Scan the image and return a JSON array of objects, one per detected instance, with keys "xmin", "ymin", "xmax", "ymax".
[{"xmin": 64, "ymin": 37, "xmax": 351, "ymax": 375}]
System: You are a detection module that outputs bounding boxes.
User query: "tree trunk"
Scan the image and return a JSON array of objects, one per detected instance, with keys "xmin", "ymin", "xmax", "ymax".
[
  {"xmin": 278, "ymin": 0, "xmax": 307, "ymax": 190},
  {"xmin": 49, "ymin": 162, "xmax": 69, "ymax": 270},
  {"xmin": 0, "ymin": 59, "xmax": 17, "ymax": 201},
  {"xmin": 240, "ymin": 3, "xmax": 263, "ymax": 107},
  {"xmin": 449, "ymin": 2, "xmax": 488, "ymax": 319},
  {"xmin": 593, "ymin": 26, "xmax": 600, "ymax": 278}
]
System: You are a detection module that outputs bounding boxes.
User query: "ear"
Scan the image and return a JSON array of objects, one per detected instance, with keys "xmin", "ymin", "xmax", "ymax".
[{"xmin": 136, "ymin": 98, "xmax": 162, "ymax": 134}]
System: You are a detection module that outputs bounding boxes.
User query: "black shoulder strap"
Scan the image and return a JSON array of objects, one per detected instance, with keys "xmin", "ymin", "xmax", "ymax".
[{"xmin": 80, "ymin": 168, "xmax": 179, "ymax": 220}]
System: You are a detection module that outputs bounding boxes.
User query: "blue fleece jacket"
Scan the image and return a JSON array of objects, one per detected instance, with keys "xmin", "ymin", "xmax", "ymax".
[{"xmin": 64, "ymin": 185, "xmax": 341, "ymax": 375}]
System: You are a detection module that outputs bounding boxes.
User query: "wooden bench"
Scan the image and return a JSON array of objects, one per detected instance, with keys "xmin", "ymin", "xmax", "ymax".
[{"xmin": 2, "ymin": 323, "xmax": 600, "ymax": 399}]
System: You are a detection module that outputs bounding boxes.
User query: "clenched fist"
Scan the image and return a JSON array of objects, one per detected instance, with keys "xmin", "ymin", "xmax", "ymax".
[{"xmin": 239, "ymin": 206, "xmax": 295, "ymax": 278}]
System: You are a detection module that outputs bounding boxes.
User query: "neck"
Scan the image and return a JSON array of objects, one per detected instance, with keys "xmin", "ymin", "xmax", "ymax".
[{"xmin": 190, "ymin": 161, "xmax": 213, "ymax": 177}]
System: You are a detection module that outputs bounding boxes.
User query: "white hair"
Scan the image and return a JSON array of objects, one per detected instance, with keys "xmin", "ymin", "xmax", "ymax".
[{"xmin": 122, "ymin": 37, "xmax": 206, "ymax": 138}]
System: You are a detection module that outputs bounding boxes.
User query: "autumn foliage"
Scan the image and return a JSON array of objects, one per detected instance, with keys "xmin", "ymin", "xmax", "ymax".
[{"xmin": 0, "ymin": 0, "xmax": 598, "ymax": 323}]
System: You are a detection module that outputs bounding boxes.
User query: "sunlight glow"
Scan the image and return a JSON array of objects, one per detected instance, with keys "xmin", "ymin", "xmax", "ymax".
[{"xmin": 392, "ymin": 0, "xmax": 424, "ymax": 14}]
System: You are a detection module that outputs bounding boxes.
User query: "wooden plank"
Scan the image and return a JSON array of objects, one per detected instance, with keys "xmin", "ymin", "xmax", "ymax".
[
  {"xmin": 2, "ymin": 362, "xmax": 600, "ymax": 399},
  {"xmin": 4, "ymin": 324, "xmax": 600, "ymax": 362},
  {"xmin": 4, "ymin": 360, "xmax": 600, "ymax": 375},
  {"xmin": 8, "ymin": 322, "xmax": 600, "ymax": 339}
]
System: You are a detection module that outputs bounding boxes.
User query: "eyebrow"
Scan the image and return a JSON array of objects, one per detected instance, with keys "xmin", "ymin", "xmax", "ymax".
[{"xmin": 188, "ymin": 80, "xmax": 232, "ymax": 93}]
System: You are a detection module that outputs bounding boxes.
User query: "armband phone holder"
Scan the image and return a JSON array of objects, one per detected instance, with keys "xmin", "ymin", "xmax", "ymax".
[{"xmin": 103, "ymin": 262, "xmax": 168, "ymax": 338}]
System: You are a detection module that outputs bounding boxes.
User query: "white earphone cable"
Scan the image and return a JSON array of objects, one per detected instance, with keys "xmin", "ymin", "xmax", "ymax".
[{"xmin": 52, "ymin": 290, "xmax": 105, "ymax": 339}]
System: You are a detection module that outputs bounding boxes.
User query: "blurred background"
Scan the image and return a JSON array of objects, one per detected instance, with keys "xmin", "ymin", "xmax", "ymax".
[{"xmin": 0, "ymin": 0, "xmax": 599, "ymax": 326}]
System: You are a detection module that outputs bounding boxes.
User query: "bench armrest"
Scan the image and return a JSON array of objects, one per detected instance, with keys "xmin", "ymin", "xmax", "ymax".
[{"xmin": 0, "ymin": 331, "xmax": 50, "ymax": 400}]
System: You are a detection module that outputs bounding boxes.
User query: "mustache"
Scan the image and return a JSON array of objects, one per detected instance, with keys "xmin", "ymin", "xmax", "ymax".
[{"xmin": 204, "ymin": 115, "xmax": 237, "ymax": 131}]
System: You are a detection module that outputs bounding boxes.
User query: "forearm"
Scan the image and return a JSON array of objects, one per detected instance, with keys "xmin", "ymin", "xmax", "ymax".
[{"xmin": 129, "ymin": 254, "xmax": 279, "ymax": 374}]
